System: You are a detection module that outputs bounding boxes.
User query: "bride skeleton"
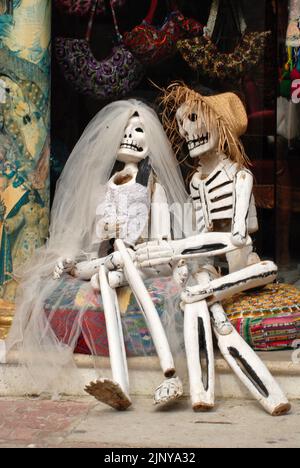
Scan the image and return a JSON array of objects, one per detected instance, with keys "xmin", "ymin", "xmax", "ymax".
[
  {"xmin": 2, "ymin": 100, "xmax": 187, "ymax": 409},
  {"xmin": 133, "ymin": 85, "xmax": 291, "ymax": 416}
]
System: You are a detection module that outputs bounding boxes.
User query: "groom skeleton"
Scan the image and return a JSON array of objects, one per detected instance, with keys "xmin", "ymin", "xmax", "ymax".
[{"xmin": 133, "ymin": 85, "xmax": 290, "ymax": 416}]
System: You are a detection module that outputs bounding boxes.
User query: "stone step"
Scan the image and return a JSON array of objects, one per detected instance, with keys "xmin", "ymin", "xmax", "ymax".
[{"xmin": 0, "ymin": 350, "xmax": 299, "ymax": 400}]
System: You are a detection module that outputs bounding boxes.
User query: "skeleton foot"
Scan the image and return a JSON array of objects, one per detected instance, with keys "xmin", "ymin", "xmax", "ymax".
[
  {"xmin": 85, "ymin": 378, "xmax": 132, "ymax": 411},
  {"xmin": 210, "ymin": 303, "xmax": 233, "ymax": 336},
  {"xmin": 154, "ymin": 377, "xmax": 183, "ymax": 406}
]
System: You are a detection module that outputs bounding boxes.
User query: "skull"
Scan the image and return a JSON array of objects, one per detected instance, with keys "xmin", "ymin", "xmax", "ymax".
[
  {"xmin": 117, "ymin": 113, "xmax": 148, "ymax": 163},
  {"xmin": 176, "ymin": 103, "xmax": 219, "ymax": 158}
]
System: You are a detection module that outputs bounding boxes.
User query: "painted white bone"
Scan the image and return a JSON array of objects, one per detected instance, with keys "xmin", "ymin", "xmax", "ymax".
[
  {"xmin": 85, "ymin": 264, "xmax": 131, "ymax": 410},
  {"xmin": 211, "ymin": 303, "xmax": 291, "ymax": 416},
  {"xmin": 135, "ymin": 233, "xmax": 253, "ymax": 269},
  {"xmin": 115, "ymin": 238, "xmax": 176, "ymax": 378},
  {"xmin": 154, "ymin": 377, "xmax": 184, "ymax": 406},
  {"xmin": 184, "ymin": 300, "xmax": 215, "ymax": 410},
  {"xmin": 182, "ymin": 261, "xmax": 278, "ymax": 304}
]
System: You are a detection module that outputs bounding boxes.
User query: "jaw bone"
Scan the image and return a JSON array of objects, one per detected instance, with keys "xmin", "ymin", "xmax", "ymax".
[
  {"xmin": 120, "ymin": 140, "xmax": 144, "ymax": 153},
  {"xmin": 188, "ymin": 133, "xmax": 210, "ymax": 151}
]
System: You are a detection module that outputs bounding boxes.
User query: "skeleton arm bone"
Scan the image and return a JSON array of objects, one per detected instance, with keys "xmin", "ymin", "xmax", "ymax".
[
  {"xmin": 135, "ymin": 233, "xmax": 252, "ymax": 269},
  {"xmin": 232, "ymin": 170, "xmax": 254, "ymax": 247},
  {"xmin": 181, "ymin": 260, "xmax": 278, "ymax": 305}
]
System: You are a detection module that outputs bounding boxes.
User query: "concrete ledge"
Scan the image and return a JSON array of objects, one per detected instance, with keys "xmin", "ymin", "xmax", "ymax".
[{"xmin": 0, "ymin": 351, "xmax": 299, "ymax": 400}]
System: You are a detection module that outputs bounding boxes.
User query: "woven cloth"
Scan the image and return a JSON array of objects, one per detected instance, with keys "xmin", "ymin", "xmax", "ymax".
[
  {"xmin": 46, "ymin": 277, "xmax": 300, "ymax": 356},
  {"xmin": 223, "ymin": 283, "xmax": 300, "ymax": 351},
  {"xmin": 45, "ymin": 276, "xmax": 182, "ymax": 357}
]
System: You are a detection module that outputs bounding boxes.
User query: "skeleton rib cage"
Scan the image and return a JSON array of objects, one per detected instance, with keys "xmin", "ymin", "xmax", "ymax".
[{"xmin": 190, "ymin": 156, "xmax": 258, "ymax": 235}]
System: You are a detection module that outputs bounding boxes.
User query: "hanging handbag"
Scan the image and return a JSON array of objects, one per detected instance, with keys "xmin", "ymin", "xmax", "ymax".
[
  {"xmin": 54, "ymin": 0, "xmax": 125, "ymax": 17},
  {"xmin": 55, "ymin": 0, "xmax": 144, "ymax": 100},
  {"xmin": 177, "ymin": 0, "xmax": 270, "ymax": 82},
  {"xmin": 123, "ymin": 0, "xmax": 203, "ymax": 66}
]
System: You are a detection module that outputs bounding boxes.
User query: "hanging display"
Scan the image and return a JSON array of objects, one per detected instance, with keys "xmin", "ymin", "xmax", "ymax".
[
  {"xmin": 123, "ymin": 0, "xmax": 203, "ymax": 66},
  {"xmin": 177, "ymin": 0, "xmax": 270, "ymax": 82},
  {"xmin": 55, "ymin": 0, "xmax": 144, "ymax": 100}
]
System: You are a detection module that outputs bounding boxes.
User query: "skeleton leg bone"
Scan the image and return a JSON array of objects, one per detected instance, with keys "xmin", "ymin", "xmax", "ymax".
[
  {"xmin": 210, "ymin": 303, "xmax": 291, "ymax": 416},
  {"xmin": 184, "ymin": 300, "xmax": 215, "ymax": 411},
  {"xmin": 114, "ymin": 239, "xmax": 183, "ymax": 406},
  {"xmin": 85, "ymin": 265, "xmax": 132, "ymax": 410}
]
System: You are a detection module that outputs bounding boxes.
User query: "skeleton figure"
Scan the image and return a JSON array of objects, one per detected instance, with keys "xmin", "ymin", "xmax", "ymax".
[
  {"xmin": 2, "ymin": 100, "xmax": 188, "ymax": 405},
  {"xmin": 135, "ymin": 85, "xmax": 291, "ymax": 416},
  {"xmin": 52, "ymin": 102, "xmax": 187, "ymax": 410}
]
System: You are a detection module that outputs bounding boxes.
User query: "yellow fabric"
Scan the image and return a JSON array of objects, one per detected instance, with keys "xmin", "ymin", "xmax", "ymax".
[{"xmin": 223, "ymin": 283, "xmax": 300, "ymax": 320}]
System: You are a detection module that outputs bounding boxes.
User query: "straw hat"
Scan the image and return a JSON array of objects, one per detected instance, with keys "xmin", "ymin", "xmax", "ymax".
[
  {"xmin": 160, "ymin": 83, "xmax": 250, "ymax": 168},
  {"xmin": 200, "ymin": 92, "xmax": 248, "ymax": 138}
]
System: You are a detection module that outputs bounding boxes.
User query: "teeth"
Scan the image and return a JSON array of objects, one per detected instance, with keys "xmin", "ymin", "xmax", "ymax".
[
  {"xmin": 120, "ymin": 142, "xmax": 139, "ymax": 152},
  {"xmin": 188, "ymin": 133, "xmax": 209, "ymax": 150}
]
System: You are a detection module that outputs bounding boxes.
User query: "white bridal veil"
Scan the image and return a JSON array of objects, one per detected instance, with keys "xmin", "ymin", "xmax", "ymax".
[{"xmin": 3, "ymin": 99, "xmax": 188, "ymax": 395}]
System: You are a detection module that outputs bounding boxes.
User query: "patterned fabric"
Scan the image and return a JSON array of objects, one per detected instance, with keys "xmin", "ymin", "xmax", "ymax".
[
  {"xmin": 45, "ymin": 276, "xmax": 182, "ymax": 357},
  {"xmin": 177, "ymin": 32, "xmax": 271, "ymax": 82},
  {"xmin": 55, "ymin": 39, "xmax": 144, "ymax": 100},
  {"xmin": 46, "ymin": 276, "xmax": 300, "ymax": 356},
  {"xmin": 286, "ymin": 0, "xmax": 300, "ymax": 47},
  {"xmin": 124, "ymin": 11, "xmax": 203, "ymax": 66},
  {"xmin": 223, "ymin": 283, "xmax": 300, "ymax": 351},
  {"xmin": 54, "ymin": 0, "xmax": 125, "ymax": 17}
]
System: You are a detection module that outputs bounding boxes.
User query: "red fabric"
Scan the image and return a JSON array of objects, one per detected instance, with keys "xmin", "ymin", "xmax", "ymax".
[
  {"xmin": 124, "ymin": 11, "xmax": 203, "ymax": 66},
  {"xmin": 49, "ymin": 308, "xmax": 110, "ymax": 356}
]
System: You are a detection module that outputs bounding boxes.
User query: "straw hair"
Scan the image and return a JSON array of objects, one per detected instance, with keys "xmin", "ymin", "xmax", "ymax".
[{"xmin": 160, "ymin": 83, "xmax": 250, "ymax": 174}]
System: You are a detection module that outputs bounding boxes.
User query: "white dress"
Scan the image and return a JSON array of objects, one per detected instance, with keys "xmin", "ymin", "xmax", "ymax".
[{"xmin": 96, "ymin": 178, "xmax": 151, "ymax": 247}]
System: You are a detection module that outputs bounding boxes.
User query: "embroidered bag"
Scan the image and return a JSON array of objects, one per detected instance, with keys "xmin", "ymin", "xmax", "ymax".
[
  {"xmin": 123, "ymin": 0, "xmax": 203, "ymax": 66},
  {"xmin": 55, "ymin": 0, "xmax": 144, "ymax": 100},
  {"xmin": 177, "ymin": 0, "xmax": 270, "ymax": 82}
]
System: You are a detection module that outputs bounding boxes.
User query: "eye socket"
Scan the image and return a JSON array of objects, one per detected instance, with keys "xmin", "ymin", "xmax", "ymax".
[
  {"xmin": 135, "ymin": 127, "xmax": 144, "ymax": 133},
  {"xmin": 189, "ymin": 113, "xmax": 198, "ymax": 122}
]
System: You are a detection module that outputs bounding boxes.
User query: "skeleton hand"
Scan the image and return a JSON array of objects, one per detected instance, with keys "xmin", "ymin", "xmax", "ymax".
[
  {"xmin": 231, "ymin": 232, "xmax": 248, "ymax": 247},
  {"xmin": 135, "ymin": 240, "xmax": 174, "ymax": 269},
  {"xmin": 173, "ymin": 260, "xmax": 189, "ymax": 286},
  {"xmin": 53, "ymin": 258, "xmax": 76, "ymax": 279},
  {"xmin": 104, "ymin": 248, "xmax": 135, "ymax": 271}
]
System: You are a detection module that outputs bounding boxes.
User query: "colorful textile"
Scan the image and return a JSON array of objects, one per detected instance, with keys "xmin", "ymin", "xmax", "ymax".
[
  {"xmin": 55, "ymin": 39, "xmax": 144, "ymax": 100},
  {"xmin": 286, "ymin": 0, "xmax": 300, "ymax": 47},
  {"xmin": 46, "ymin": 276, "xmax": 300, "ymax": 356},
  {"xmin": 223, "ymin": 283, "xmax": 300, "ymax": 351},
  {"xmin": 177, "ymin": 32, "xmax": 271, "ymax": 82},
  {"xmin": 45, "ymin": 276, "xmax": 182, "ymax": 357},
  {"xmin": 124, "ymin": 11, "xmax": 203, "ymax": 66}
]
